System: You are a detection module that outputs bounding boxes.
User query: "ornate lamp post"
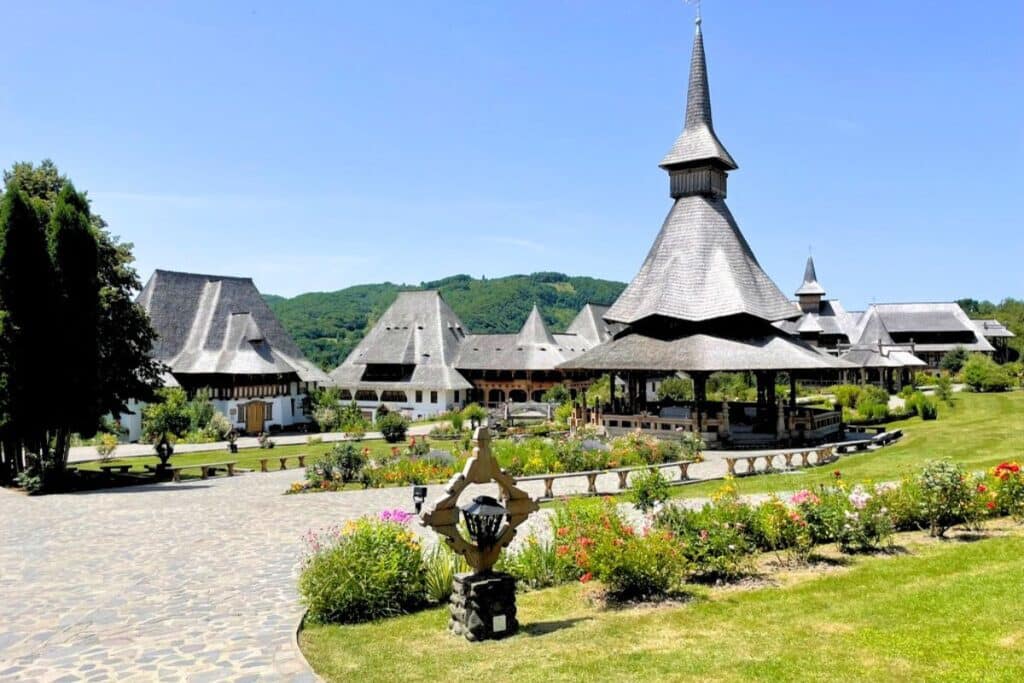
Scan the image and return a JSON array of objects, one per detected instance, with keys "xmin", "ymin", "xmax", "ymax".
[{"xmin": 420, "ymin": 426, "xmax": 539, "ymax": 641}]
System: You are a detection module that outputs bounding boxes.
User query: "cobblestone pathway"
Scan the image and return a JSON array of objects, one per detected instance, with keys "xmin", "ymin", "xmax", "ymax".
[{"xmin": 0, "ymin": 449, "xmax": 824, "ymax": 681}]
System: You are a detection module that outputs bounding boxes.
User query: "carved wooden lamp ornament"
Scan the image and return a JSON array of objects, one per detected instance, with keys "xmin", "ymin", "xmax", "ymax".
[{"xmin": 420, "ymin": 426, "xmax": 539, "ymax": 640}]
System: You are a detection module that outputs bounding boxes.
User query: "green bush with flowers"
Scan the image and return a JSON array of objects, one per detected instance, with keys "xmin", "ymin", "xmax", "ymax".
[
  {"xmin": 917, "ymin": 460, "xmax": 986, "ymax": 537},
  {"xmin": 299, "ymin": 513, "xmax": 425, "ymax": 624},
  {"xmin": 550, "ymin": 497, "xmax": 688, "ymax": 601},
  {"xmin": 991, "ymin": 461, "xmax": 1024, "ymax": 522},
  {"xmin": 654, "ymin": 480, "xmax": 757, "ymax": 580}
]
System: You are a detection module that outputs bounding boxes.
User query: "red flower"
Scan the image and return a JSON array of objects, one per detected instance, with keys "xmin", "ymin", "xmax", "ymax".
[
  {"xmin": 977, "ymin": 484, "xmax": 988, "ymax": 493},
  {"xmin": 986, "ymin": 501, "xmax": 997, "ymax": 510},
  {"xmin": 556, "ymin": 526, "xmax": 569, "ymax": 538},
  {"xmin": 833, "ymin": 470, "xmax": 842, "ymax": 479},
  {"xmin": 580, "ymin": 572, "xmax": 593, "ymax": 584},
  {"xmin": 556, "ymin": 544, "xmax": 569, "ymax": 557}
]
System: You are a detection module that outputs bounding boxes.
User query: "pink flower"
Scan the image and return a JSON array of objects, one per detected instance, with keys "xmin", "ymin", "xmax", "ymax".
[
  {"xmin": 790, "ymin": 490, "xmax": 821, "ymax": 506},
  {"xmin": 848, "ymin": 485, "xmax": 871, "ymax": 511}
]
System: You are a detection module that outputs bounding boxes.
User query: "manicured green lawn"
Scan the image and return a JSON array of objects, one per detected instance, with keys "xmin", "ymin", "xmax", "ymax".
[
  {"xmin": 301, "ymin": 527, "xmax": 1024, "ymax": 682},
  {"xmin": 74, "ymin": 438, "xmax": 460, "ymax": 479},
  {"xmin": 673, "ymin": 390, "xmax": 1024, "ymax": 499}
]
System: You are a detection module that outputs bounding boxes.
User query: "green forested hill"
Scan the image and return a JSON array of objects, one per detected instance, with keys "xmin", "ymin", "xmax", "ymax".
[
  {"xmin": 266, "ymin": 272, "xmax": 626, "ymax": 370},
  {"xmin": 958, "ymin": 297, "xmax": 1024, "ymax": 357}
]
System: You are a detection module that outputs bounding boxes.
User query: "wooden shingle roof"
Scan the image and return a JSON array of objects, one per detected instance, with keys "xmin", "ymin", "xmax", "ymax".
[
  {"xmin": 138, "ymin": 270, "xmax": 329, "ymax": 382},
  {"xmin": 659, "ymin": 19, "xmax": 737, "ymax": 171}
]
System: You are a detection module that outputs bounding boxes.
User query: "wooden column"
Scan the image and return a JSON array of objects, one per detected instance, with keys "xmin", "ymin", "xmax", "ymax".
[
  {"xmin": 693, "ymin": 372, "xmax": 708, "ymax": 433},
  {"xmin": 789, "ymin": 373, "xmax": 798, "ymax": 409}
]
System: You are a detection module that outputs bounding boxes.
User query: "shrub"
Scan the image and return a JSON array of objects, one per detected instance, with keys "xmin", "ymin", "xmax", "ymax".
[
  {"xmin": 299, "ymin": 518, "xmax": 426, "ymax": 624},
  {"xmin": 629, "ymin": 468, "xmax": 671, "ymax": 513},
  {"xmin": 917, "ymin": 460, "xmax": 983, "ymax": 537},
  {"xmin": 377, "ymin": 412, "xmax": 409, "ymax": 443},
  {"xmin": 835, "ymin": 484, "xmax": 894, "ymax": 552},
  {"xmin": 832, "ymin": 384, "xmax": 862, "ymax": 409},
  {"xmin": 141, "ymin": 387, "xmax": 191, "ymax": 441},
  {"xmin": 755, "ymin": 496, "xmax": 814, "ymax": 564},
  {"xmin": 654, "ymin": 481, "xmax": 756, "ymax": 580},
  {"xmin": 207, "ymin": 411, "xmax": 232, "ymax": 440},
  {"xmin": 992, "ymin": 462, "xmax": 1024, "ymax": 522},
  {"xmin": 916, "ymin": 395, "xmax": 938, "ymax": 420},
  {"xmin": 94, "ymin": 433, "xmax": 119, "ymax": 462},
  {"xmin": 873, "ymin": 479, "xmax": 928, "ymax": 531},
  {"xmin": 312, "ymin": 406, "xmax": 340, "ymax": 433},
  {"xmin": 541, "ymin": 384, "xmax": 570, "ymax": 404},
  {"xmin": 656, "ymin": 376, "xmax": 694, "ymax": 402},
  {"xmin": 461, "ymin": 403, "xmax": 488, "ymax": 429},
  {"xmin": 856, "ymin": 401, "xmax": 890, "ymax": 422},
  {"xmin": 450, "ymin": 412, "xmax": 464, "ymax": 432},
  {"xmin": 310, "ymin": 442, "xmax": 367, "ymax": 484},
  {"xmin": 587, "ymin": 528, "xmax": 689, "ymax": 601},
  {"xmin": 860, "ymin": 385, "xmax": 890, "ymax": 406},
  {"xmin": 962, "ymin": 354, "xmax": 1013, "ymax": 392},
  {"xmin": 935, "ymin": 374, "xmax": 954, "ymax": 403},
  {"xmin": 939, "ymin": 346, "xmax": 970, "ymax": 373},
  {"xmin": 500, "ymin": 536, "xmax": 561, "ymax": 590},
  {"xmin": 553, "ymin": 401, "xmax": 574, "ymax": 427}
]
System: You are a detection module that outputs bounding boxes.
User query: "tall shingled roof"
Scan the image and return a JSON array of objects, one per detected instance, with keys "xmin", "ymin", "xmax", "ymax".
[
  {"xmin": 516, "ymin": 305, "xmax": 558, "ymax": 347},
  {"xmin": 329, "ymin": 290, "xmax": 473, "ymax": 390},
  {"xmin": 659, "ymin": 18, "xmax": 737, "ymax": 171},
  {"xmin": 604, "ymin": 18, "xmax": 797, "ymax": 327},
  {"xmin": 795, "ymin": 255, "xmax": 826, "ymax": 297},
  {"xmin": 137, "ymin": 270, "xmax": 329, "ymax": 382}
]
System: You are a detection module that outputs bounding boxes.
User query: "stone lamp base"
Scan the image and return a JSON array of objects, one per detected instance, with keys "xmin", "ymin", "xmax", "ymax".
[{"xmin": 449, "ymin": 571, "xmax": 518, "ymax": 641}]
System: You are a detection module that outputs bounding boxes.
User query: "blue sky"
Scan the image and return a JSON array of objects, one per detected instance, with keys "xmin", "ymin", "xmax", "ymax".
[{"xmin": 3, "ymin": 1, "xmax": 1021, "ymax": 307}]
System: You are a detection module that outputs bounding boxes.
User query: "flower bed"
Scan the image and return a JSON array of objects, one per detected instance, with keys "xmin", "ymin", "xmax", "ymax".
[
  {"xmin": 287, "ymin": 431, "xmax": 704, "ymax": 494},
  {"xmin": 298, "ymin": 458, "xmax": 1024, "ymax": 626}
]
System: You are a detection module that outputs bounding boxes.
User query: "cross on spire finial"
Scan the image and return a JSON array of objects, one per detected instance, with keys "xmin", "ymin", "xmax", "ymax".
[{"xmin": 685, "ymin": 0, "xmax": 702, "ymax": 23}]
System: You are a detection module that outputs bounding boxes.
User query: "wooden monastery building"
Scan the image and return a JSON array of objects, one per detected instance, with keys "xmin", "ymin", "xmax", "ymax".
[
  {"xmin": 781, "ymin": 256, "xmax": 1013, "ymax": 381},
  {"xmin": 121, "ymin": 270, "xmax": 330, "ymax": 440},
  {"xmin": 328, "ymin": 292, "xmax": 616, "ymax": 419},
  {"xmin": 559, "ymin": 17, "xmax": 852, "ymax": 447}
]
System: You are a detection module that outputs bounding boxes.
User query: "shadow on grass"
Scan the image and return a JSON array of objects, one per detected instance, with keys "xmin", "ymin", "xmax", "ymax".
[{"xmin": 522, "ymin": 617, "xmax": 592, "ymax": 636}]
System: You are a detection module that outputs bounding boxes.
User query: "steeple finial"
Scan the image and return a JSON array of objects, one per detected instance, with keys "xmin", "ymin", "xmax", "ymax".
[
  {"xmin": 795, "ymin": 255, "xmax": 826, "ymax": 298},
  {"xmin": 660, "ymin": 11, "xmax": 737, "ymax": 196}
]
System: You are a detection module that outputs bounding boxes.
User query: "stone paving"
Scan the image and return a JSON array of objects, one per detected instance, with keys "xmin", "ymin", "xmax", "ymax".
[{"xmin": 0, "ymin": 443, "xmax": 864, "ymax": 681}]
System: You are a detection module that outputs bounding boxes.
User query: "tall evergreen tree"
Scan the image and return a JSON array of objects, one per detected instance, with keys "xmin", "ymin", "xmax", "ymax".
[
  {"xmin": 0, "ymin": 186, "xmax": 55, "ymax": 478},
  {"xmin": 0, "ymin": 161, "xmax": 161, "ymax": 487},
  {"xmin": 48, "ymin": 183, "xmax": 101, "ymax": 457}
]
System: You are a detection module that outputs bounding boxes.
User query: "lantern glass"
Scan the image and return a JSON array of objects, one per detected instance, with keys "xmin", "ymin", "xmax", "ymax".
[{"xmin": 460, "ymin": 495, "xmax": 507, "ymax": 547}]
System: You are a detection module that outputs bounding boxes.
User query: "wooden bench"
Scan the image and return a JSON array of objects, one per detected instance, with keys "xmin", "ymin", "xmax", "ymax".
[
  {"xmin": 168, "ymin": 461, "xmax": 237, "ymax": 482},
  {"xmin": 99, "ymin": 464, "xmax": 132, "ymax": 475},
  {"xmin": 259, "ymin": 455, "xmax": 307, "ymax": 472},
  {"xmin": 835, "ymin": 439, "xmax": 872, "ymax": 454},
  {"xmin": 518, "ymin": 460, "xmax": 696, "ymax": 500}
]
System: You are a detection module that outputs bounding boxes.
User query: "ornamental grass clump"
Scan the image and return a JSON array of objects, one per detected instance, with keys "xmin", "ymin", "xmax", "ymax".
[
  {"xmin": 299, "ymin": 517, "xmax": 426, "ymax": 624},
  {"xmin": 499, "ymin": 536, "xmax": 561, "ymax": 590}
]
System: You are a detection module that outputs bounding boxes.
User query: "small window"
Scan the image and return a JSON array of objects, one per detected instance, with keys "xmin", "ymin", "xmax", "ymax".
[
  {"xmin": 453, "ymin": 390, "xmax": 460, "ymax": 403},
  {"xmin": 415, "ymin": 390, "xmax": 423, "ymax": 403},
  {"xmin": 265, "ymin": 402, "xmax": 274, "ymax": 420},
  {"xmin": 430, "ymin": 391, "xmax": 438, "ymax": 404}
]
